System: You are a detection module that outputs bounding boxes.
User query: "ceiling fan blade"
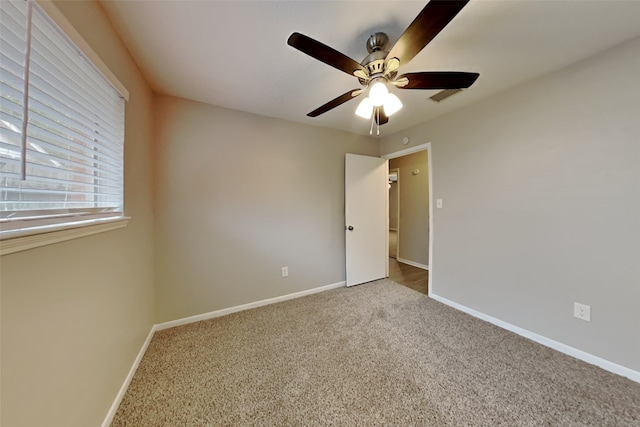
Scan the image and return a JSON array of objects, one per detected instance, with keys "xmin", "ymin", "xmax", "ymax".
[
  {"xmin": 307, "ymin": 89, "xmax": 362, "ymax": 117},
  {"xmin": 374, "ymin": 107, "xmax": 389, "ymax": 125},
  {"xmin": 288, "ymin": 32, "xmax": 367, "ymax": 77},
  {"xmin": 396, "ymin": 72, "xmax": 479, "ymax": 90},
  {"xmin": 386, "ymin": 0, "xmax": 470, "ymax": 67}
]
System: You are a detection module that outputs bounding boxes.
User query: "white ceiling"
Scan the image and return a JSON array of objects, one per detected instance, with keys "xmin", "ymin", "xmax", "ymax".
[{"xmin": 99, "ymin": 0, "xmax": 640, "ymax": 137}]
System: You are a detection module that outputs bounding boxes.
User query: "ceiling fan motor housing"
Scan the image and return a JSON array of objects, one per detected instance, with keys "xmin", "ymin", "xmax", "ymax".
[{"xmin": 359, "ymin": 32, "xmax": 396, "ymax": 85}]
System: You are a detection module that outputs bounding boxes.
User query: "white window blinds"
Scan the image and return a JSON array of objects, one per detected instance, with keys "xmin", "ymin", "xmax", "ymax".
[{"xmin": 1, "ymin": 0, "xmax": 125, "ymax": 234}]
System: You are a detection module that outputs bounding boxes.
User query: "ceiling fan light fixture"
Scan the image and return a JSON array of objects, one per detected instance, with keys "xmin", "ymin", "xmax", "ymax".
[
  {"xmin": 369, "ymin": 81, "xmax": 389, "ymax": 106},
  {"xmin": 355, "ymin": 97, "xmax": 373, "ymax": 119},
  {"xmin": 383, "ymin": 93, "xmax": 403, "ymax": 116}
]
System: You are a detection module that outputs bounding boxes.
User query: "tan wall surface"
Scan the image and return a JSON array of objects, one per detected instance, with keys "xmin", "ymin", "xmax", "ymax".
[
  {"xmin": 154, "ymin": 95, "xmax": 378, "ymax": 322},
  {"xmin": 390, "ymin": 151, "xmax": 429, "ymax": 265},
  {"xmin": 380, "ymin": 37, "xmax": 640, "ymax": 372},
  {"xmin": 0, "ymin": 1, "xmax": 156, "ymax": 426}
]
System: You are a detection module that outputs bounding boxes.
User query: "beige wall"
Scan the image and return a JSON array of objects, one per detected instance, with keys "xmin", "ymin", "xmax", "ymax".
[
  {"xmin": 154, "ymin": 95, "xmax": 378, "ymax": 322},
  {"xmin": 381, "ymin": 37, "xmax": 640, "ymax": 372},
  {"xmin": 0, "ymin": 1, "xmax": 156, "ymax": 426},
  {"xmin": 389, "ymin": 151, "xmax": 429, "ymax": 266}
]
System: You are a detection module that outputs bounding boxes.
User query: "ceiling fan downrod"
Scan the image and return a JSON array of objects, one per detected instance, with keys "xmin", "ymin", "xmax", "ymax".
[{"xmin": 358, "ymin": 32, "xmax": 395, "ymax": 85}]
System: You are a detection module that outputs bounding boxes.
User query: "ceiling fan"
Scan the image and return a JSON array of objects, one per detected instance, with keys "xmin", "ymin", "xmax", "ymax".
[{"xmin": 287, "ymin": 0, "xmax": 479, "ymax": 133}]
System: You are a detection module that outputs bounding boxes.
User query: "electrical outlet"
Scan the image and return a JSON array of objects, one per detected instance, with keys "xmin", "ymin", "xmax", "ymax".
[
  {"xmin": 281, "ymin": 267, "xmax": 288, "ymax": 277},
  {"xmin": 436, "ymin": 199, "xmax": 443, "ymax": 209},
  {"xmin": 574, "ymin": 302, "xmax": 591, "ymax": 322}
]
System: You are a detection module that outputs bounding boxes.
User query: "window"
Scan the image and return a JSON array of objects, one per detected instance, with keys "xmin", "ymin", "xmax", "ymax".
[{"xmin": 0, "ymin": 0, "xmax": 128, "ymax": 247}]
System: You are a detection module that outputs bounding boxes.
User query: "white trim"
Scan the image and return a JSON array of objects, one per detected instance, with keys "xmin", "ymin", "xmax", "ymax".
[
  {"xmin": 382, "ymin": 142, "xmax": 431, "ymax": 160},
  {"xmin": 100, "ymin": 326, "xmax": 156, "ymax": 427},
  {"xmin": 156, "ymin": 281, "xmax": 346, "ymax": 331},
  {"xmin": 1, "ymin": 217, "xmax": 129, "ymax": 256},
  {"xmin": 397, "ymin": 257, "xmax": 429, "ymax": 271},
  {"xmin": 430, "ymin": 293, "xmax": 640, "ymax": 383},
  {"xmin": 427, "ymin": 144, "xmax": 434, "ymax": 297},
  {"xmin": 385, "ymin": 159, "xmax": 390, "ymax": 279}
]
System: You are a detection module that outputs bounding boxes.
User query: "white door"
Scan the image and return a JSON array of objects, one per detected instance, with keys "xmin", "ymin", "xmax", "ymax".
[{"xmin": 345, "ymin": 153, "xmax": 388, "ymax": 287}]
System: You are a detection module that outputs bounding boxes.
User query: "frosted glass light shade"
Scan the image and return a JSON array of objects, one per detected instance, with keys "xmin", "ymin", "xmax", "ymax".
[
  {"xmin": 369, "ymin": 81, "xmax": 389, "ymax": 106},
  {"xmin": 355, "ymin": 97, "xmax": 373, "ymax": 119},
  {"xmin": 383, "ymin": 93, "xmax": 403, "ymax": 116}
]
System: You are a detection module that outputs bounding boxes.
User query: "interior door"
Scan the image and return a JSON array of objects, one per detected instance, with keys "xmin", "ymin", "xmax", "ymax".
[{"xmin": 345, "ymin": 153, "xmax": 388, "ymax": 287}]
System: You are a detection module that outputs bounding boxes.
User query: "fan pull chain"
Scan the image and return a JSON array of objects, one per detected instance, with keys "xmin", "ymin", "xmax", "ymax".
[
  {"xmin": 369, "ymin": 108, "xmax": 381, "ymax": 136},
  {"xmin": 369, "ymin": 113, "xmax": 374, "ymax": 135}
]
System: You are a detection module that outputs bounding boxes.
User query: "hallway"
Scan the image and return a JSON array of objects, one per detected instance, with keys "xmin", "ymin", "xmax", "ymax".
[{"xmin": 388, "ymin": 257, "xmax": 428, "ymax": 295}]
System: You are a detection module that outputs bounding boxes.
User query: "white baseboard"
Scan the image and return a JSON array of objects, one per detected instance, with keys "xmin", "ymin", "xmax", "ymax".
[
  {"xmin": 430, "ymin": 293, "xmax": 640, "ymax": 384},
  {"xmin": 397, "ymin": 257, "xmax": 429, "ymax": 270},
  {"xmin": 102, "ymin": 280, "xmax": 346, "ymax": 426},
  {"xmin": 156, "ymin": 281, "xmax": 346, "ymax": 331},
  {"xmin": 101, "ymin": 325, "xmax": 157, "ymax": 427}
]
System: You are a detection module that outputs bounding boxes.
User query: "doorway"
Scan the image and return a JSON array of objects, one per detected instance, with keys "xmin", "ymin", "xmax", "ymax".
[{"xmin": 383, "ymin": 143, "xmax": 432, "ymax": 295}]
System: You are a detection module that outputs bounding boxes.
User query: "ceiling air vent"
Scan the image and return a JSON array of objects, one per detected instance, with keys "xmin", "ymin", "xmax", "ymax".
[{"xmin": 429, "ymin": 88, "xmax": 464, "ymax": 103}]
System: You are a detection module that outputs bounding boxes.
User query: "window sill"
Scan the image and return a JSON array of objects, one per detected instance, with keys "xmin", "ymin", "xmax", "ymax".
[{"xmin": 0, "ymin": 216, "xmax": 130, "ymax": 256}]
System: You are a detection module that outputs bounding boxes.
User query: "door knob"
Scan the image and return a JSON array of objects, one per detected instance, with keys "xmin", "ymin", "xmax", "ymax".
[{"xmin": 347, "ymin": 226, "xmax": 354, "ymax": 231}]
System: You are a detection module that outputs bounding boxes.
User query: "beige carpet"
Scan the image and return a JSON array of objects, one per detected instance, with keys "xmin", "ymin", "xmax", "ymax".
[{"xmin": 112, "ymin": 280, "xmax": 640, "ymax": 426}]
